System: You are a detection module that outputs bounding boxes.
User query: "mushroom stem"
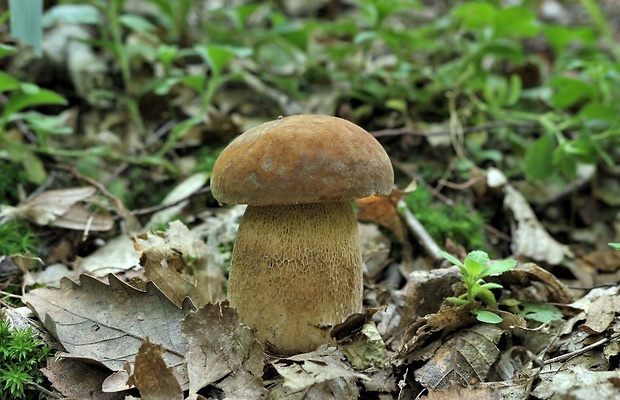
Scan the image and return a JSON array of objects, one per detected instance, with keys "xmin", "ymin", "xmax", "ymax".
[{"xmin": 228, "ymin": 200, "xmax": 363, "ymax": 355}]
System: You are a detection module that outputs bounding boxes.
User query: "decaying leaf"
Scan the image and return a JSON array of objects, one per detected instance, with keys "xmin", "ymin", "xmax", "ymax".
[
  {"xmin": 414, "ymin": 324, "xmax": 504, "ymax": 390},
  {"xmin": 269, "ymin": 347, "xmax": 367, "ymax": 395},
  {"xmin": 42, "ymin": 359, "xmax": 127, "ymax": 400},
  {"xmin": 23, "ymin": 273, "xmax": 194, "ymax": 390},
  {"xmin": 134, "ymin": 220, "xmax": 225, "ymax": 307},
  {"xmin": 127, "ymin": 339, "xmax": 184, "ymax": 400},
  {"xmin": 181, "ymin": 303, "xmax": 265, "ymax": 396},
  {"xmin": 340, "ymin": 321, "xmax": 388, "ymax": 370},
  {"xmin": 77, "ymin": 235, "xmax": 140, "ymax": 277},
  {"xmin": 503, "ymin": 184, "xmax": 573, "ymax": 265}
]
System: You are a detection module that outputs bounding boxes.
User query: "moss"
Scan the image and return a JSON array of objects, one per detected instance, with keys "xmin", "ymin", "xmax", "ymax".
[
  {"xmin": 405, "ymin": 186, "xmax": 486, "ymax": 251},
  {"xmin": 0, "ymin": 220, "xmax": 38, "ymax": 256},
  {"xmin": 0, "ymin": 318, "xmax": 51, "ymax": 399}
]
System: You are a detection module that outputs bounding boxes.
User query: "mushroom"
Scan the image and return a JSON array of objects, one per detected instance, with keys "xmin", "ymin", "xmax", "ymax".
[{"xmin": 211, "ymin": 114, "xmax": 394, "ymax": 355}]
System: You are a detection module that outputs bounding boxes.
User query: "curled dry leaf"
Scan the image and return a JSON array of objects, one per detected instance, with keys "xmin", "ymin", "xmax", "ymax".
[
  {"xmin": 127, "ymin": 339, "xmax": 184, "ymax": 400},
  {"xmin": 414, "ymin": 324, "xmax": 504, "ymax": 390},
  {"xmin": 23, "ymin": 273, "xmax": 194, "ymax": 390},
  {"xmin": 134, "ymin": 220, "xmax": 225, "ymax": 307},
  {"xmin": 497, "ymin": 263, "xmax": 573, "ymax": 304},
  {"xmin": 8, "ymin": 186, "xmax": 114, "ymax": 231}
]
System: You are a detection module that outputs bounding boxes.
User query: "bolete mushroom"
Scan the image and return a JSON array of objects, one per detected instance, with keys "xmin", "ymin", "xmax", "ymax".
[{"xmin": 211, "ymin": 114, "xmax": 393, "ymax": 355}]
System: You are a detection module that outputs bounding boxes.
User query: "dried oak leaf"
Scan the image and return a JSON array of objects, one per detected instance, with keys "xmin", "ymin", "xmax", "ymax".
[
  {"xmin": 181, "ymin": 303, "xmax": 266, "ymax": 397},
  {"xmin": 23, "ymin": 273, "xmax": 194, "ymax": 389},
  {"xmin": 269, "ymin": 347, "xmax": 367, "ymax": 397},
  {"xmin": 414, "ymin": 324, "xmax": 504, "ymax": 390},
  {"xmin": 134, "ymin": 220, "xmax": 225, "ymax": 308},
  {"xmin": 127, "ymin": 338, "xmax": 184, "ymax": 400}
]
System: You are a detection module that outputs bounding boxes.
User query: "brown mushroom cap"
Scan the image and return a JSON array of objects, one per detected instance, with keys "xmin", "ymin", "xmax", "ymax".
[{"xmin": 211, "ymin": 114, "xmax": 394, "ymax": 206}]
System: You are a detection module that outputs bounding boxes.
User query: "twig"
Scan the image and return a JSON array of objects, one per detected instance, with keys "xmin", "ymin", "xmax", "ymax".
[
  {"xmin": 401, "ymin": 206, "xmax": 443, "ymax": 261},
  {"xmin": 27, "ymin": 381, "xmax": 61, "ymax": 399},
  {"xmin": 0, "ymin": 290, "xmax": 22, "ymax": 299},
  {"xmin": 543, "ymin": 331, "xmax": 620, "ymax": 365},
  {"xmin": 131, "ymin": 185, "xmax": 212, "ymax": 216},
  {"xmin": 370, "ymin": 121, "xmax": 536, "ymax": 138}
]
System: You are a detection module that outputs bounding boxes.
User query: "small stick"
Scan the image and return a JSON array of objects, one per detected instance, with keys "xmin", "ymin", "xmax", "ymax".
[{"xmin": 401, "ymin": 206, "xmax": 443, "ymax": 261}]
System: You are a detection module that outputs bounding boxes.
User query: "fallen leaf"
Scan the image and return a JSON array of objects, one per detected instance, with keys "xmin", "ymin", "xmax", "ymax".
[
  {"xmin": 127, "ymin": 339, "xmax": 184, "ymax": 400},
  {"xmin": 580, "ymin": 295, "xmax": 620, "ymax": 335},
  {"xmin": 134, "ymin": 220, "xmax": 225, "ymax": 307},
  {"xmin": 340, "ymin": 321, "xmax": 388, "ymax": 370},
  {"xmin": 23, "ymin": 273, "xmax": 194, "ymax": 390},
  {"xmin": 76, "ymin": 235, "xmax": 141, "ymax": 277},
  {"xmin": 533, "ymin": 365, "xmax": 620, "ymax": 400},
  {"xmin": 181, "ymin": 303, "xmax": 265, "ymax": 396},
  {"xmin": 414, "ymin": 324, "xmax": 504, "ymax": 390},
  {"xmin": 503, "ymin": 184, "xmax": 573, "ymax": 264},
  {"xmin": 355, "ymin": 188, "xmax": 410, "ymax": 243}
]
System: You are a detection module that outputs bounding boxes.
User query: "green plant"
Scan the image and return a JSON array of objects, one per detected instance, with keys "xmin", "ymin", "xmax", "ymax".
[
  {"xmin": 610, "ymin": 243, "xmax": 620, "ymax": 251},
  {"xmin": 439, "ymin": 249, "xmax": 516, "ymax": 323},
  {"xmin": 0, "ymin": 318, "xmax": 51, "ymax": 399},
  {"xmin": 0, "ymin": 220, "xmax": 38, "ymax": 256}
]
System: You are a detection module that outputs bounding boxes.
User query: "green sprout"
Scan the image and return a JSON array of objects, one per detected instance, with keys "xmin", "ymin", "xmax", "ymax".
[
  {"xmin": 610, "ymin": 243, "xmax": 620, "ymax": 251},
  {"xmin": 439, "ymin": 250, "xmax": 516, "ymax": 324}
]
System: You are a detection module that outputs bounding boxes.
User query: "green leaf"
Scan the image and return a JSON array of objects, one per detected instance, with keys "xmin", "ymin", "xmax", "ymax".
[
  {"xmin": 610, "ymin": 243, "xmax": 620, "ymax": 251},
  {"xmin": 0, "ymin": 43, "xmax": 17, "ymax": 58},
  {"xmin": 518, "ymin": 302, "xmax": 563, "ymax": 323},
  {"xmin": 475, "ymin": 288, "xmax": 497, "ymax": 307},
  {"xmin": 465, "ymin": 250, "xmax": 489, "ymax": 268},
  {"xmin": 0, "ymin": 71, "xmax": 20, "ymax": 92},
  {"xmin": 474, "ymin": 310, "xmax": 502, "ymax": 324},
  {"xmin": 524, "ymin": 133, "xmax": 554, "ymax": 180},
  {"xmin": 483, "ymin": 259, "xmax": 517, "ymax": 277},
  {"xmin": 455, "ymin": 2, "xmax": 497, "ymax": 31},
  {"xmin": 550, "ymin": 76, "xmax": 596, "ymax": 109},
  {"xmin": 478, "ymin": 282, "xmax": 503, "ymax": 290},
  {"xmin": 438, "ymin": 250, "xmax": 464, "ymax": 269},
  {"xmin": 494, "ymin": 6, "xmax": 539, "ymax": 38},
  {"xmin": 2, "ymin": 88, "xmax": 67, "ymax": 121}
]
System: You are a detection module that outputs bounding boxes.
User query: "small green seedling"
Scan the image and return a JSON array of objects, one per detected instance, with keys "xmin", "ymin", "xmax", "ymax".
[
  {"xmin": 438, "ymin": 250, "xmax": 516, "ymax": 324},
  {"xmin": 610, "ymin": 243, "xmax": 620, "ymax": 251}
]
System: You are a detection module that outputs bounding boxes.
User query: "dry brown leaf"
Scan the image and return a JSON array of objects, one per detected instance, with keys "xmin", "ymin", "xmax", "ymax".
[
  {"xmin": 23, "ymin": 274, "xmax": 193, "ymax": 390},
  {"xmin": 355, "ymin": 189, "xmax": 409, "ymax": 243},
  {"xmin": 134, "ymin": 220, "xmax": 225, "ymax": 307},
  {"xmin": 421, "ymin": 383, "xmax": 500, "ymax": 400},
  {"xmin": 414, "ymin": 324, "xmax": 504, "ymax": 390},
  {"xmin": 42, "ymin": 359, "xmax": 127, "ymax": 400},
  {"xmin": 580, "ymin": 295, "xmax": 620, "ymax": 335},
  {"xmin": 181, "ymin": 303, "xmax": 265, "ymax": 396},
  {"xmin": 127, "ymin": 339, "xmax": 184, "ymax": 400}
]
